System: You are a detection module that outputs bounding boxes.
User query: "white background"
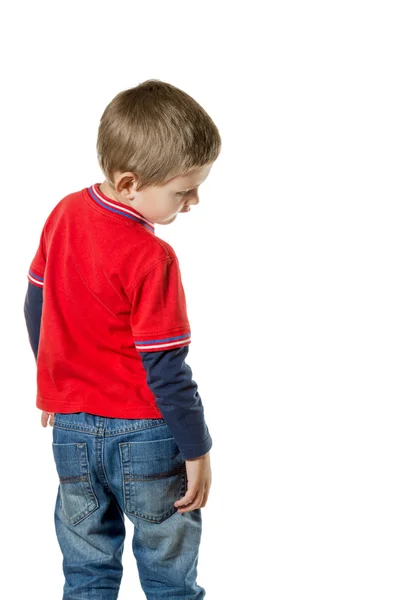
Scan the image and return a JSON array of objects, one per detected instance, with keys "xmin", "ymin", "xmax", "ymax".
[{"xmin": 2, "ymin": 0, "xmax": 399, "ymax": 598}]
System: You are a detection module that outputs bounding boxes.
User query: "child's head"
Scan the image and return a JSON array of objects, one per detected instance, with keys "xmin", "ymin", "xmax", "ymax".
[{"xmin": 96, "ymin": 79, "xmax": 222, "ymax": 225}]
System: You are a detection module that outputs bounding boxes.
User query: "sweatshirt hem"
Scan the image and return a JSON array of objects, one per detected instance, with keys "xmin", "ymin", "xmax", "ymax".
[{"xmin": 37, "ymin": 397, "xmax": 164, "ymax": 420}]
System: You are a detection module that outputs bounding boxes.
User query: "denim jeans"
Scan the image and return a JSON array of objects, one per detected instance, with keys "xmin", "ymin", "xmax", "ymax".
[{"xmin": 52, "ymin": 412, "xmax": 206, "ymax": 600}]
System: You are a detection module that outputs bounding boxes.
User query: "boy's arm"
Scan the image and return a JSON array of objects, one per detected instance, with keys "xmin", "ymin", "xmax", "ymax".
[
  {"xmin": 139, "ymin": 345, "xmax": 212, "ymax": 460},
  {"xmin": 130, "ymin": 256, "xmax": 213, "ymax": 461},
  {"xmin": 25, "ymin": 225, "xmax": 47, "ymax": 363},
  {"xmin": 24, "ymin": 279, "xmax": 43, "ymax": 363}
]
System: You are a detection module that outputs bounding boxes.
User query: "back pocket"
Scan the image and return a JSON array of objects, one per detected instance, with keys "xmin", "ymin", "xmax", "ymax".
[
  {"xmin": 119, "ymin": 436, "xmax": 187, "ymax": 524},
  {"xmin": 52, "ymin": 442, "xmax": 99, "ymax": 526}
]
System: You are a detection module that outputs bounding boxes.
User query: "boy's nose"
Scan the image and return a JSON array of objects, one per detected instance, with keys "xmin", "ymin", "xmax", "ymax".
[{"xmin": 189, "ymin": 194, "xmax": 200, "ymax": 206}]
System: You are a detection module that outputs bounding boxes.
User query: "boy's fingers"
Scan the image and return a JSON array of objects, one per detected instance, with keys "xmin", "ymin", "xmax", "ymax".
[
  {"xmin": 176, "ymin": 490, "xmax": 204, "ymax": 513},
  {"xmin": 41, "ymin": 411, "xmax": 55, "ymax": 427},
  {"xmin": 175, "ymin": 489, "xmax": 201, "ymax": 508},
  {"xmin": 200, "ymin": 489, "xmax": 209, "ymax": 508},
  {"xmin": 174, "ymin": 494, "xmax": 194, "ymax": 507}
]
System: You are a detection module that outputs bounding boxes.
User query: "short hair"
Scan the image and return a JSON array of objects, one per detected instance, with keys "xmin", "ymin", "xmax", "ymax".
[{"xmin": 96, "ymin": 79, "xmax": 222, "ymax": 191}]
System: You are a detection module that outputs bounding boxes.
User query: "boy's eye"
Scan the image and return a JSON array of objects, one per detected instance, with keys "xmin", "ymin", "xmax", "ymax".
[{"xmin": 177, "ymin": 191, "xmax": 189, "ymax": 197}]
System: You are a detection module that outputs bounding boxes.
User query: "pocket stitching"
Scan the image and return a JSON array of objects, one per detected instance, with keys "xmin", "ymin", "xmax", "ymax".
[
  {"xmin": 119, "ymin": 442, "xmax": 187, "ymax": 523},
  {"xmin": 53, "ymin": 442, "xmax": 99, "ymax": 526}
]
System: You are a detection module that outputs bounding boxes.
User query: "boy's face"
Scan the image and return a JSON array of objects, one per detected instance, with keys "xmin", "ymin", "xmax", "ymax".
[{"xmin": 106, "ymin": 163, "xmax": 213, "ymax": 225}]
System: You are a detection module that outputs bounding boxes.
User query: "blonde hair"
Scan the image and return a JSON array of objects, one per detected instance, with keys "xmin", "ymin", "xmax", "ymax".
[{"xmin": 96, "ymin": 79, "xmax": 222, "ymax": 191}]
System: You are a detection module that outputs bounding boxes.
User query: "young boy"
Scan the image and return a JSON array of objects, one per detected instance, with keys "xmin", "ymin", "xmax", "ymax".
[{"xmin": 24, "ymin": 79, "xmax": 221, "ymax": 600}]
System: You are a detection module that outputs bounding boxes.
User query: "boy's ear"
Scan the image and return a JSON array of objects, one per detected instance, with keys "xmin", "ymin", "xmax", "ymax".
[{"xmin": 114, "ymin": 172, "xmax": 138, "ymax": 196}]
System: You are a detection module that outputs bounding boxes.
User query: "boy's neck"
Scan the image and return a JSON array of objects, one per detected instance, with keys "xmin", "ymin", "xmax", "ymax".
[{"xmin": 99, "ymin": 181, "xmax": 130, "ymax": 207}]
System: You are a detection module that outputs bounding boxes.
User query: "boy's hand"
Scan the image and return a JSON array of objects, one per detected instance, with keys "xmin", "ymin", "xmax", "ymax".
[
  {"xmin": 174, "ymin": 451, "xmax": 212, "ymax": 514},
  {"xmin": 41, "ymin": 411, "xmax": 55, "ymax": 427}
]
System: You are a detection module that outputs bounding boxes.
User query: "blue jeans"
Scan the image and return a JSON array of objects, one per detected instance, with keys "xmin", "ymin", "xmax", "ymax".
[{"xmin": 52, "ymin": 412, "xmax": 206, "ymax": 600}]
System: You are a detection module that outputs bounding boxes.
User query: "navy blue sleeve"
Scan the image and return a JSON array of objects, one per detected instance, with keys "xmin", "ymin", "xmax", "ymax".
[
  {"xmin": 24, "ymin": 281, "xmax": 43, "ymax": 362},
  {"xmin": 139, "ymin": 345, "xmax": 213, "ymax": 460}
]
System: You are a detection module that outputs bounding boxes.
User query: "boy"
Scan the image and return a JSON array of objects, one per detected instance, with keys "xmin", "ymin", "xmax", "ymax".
[{"xmin": 24, "ymin": 79, "xmax": 221, "ymax": 600}]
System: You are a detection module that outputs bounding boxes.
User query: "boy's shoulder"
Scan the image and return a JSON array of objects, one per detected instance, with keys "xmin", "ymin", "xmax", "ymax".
[
  {"xmin": 39, "ymin": 186, "xmax": 88, "ymax": 226},
  {"xmin": 148, "ymin": 235, "xmax": 178, "ymax": 263},
  {"xmin": 40, "ymin": 185, "xmax": 181, "ymax": 281},
  {"xmin": 35, "ymin": 190, "xmax": 77, "ymax": 239}
]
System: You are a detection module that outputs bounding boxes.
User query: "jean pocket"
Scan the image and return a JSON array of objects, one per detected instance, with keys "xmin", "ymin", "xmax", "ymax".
[
  {"xmin": 119, "ymin": 436, "xmax": 187, "ymax": 524},
  {"xmin": 52, "ymin": 442, "xmax": 99, "ymax": 526}
]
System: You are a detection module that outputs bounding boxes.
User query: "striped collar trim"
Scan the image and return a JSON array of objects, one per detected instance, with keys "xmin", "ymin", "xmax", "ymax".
[{"xmin": 87, "ymin": 183, "xmax": 155, "ymax": 233}]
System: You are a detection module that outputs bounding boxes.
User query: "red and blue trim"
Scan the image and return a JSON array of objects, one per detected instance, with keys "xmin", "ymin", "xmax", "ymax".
[
  {"xmin": 27, "ymin": 269, "xmax": 44, "ymax": 288},
  {"xmin": 135, "ymin": 332, "xmax": 191, "ymax": 351},
  {"xmin": 87, "ymin": 184, "xmax": 155, "ymax": 234}
]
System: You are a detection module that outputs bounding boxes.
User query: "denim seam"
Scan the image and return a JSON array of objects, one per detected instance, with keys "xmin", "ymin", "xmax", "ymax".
[
  {"xmin": 53, "ymin": 421, "xmax": 167, "ymax": 436},
  {"xmin": 53, "ymin": 423, "xmax": 100, "ymax": 435},
  {"xmin": 119, "ymin": 443, "xmax": 128, "ymax": 517},
  {"xmin": 104, "ymin": 423, "xmax": 167, "ymax": 436},
  {"xmin": 100, "ymin": 435, "xmax": 112, "ymax": 492},
  {"xmin": 80, "ymin": 444, "xmax": 100, "ymax": 518}
]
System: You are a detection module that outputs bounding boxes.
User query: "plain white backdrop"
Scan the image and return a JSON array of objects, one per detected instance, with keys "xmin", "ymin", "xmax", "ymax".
[{"xmin": 1, "ymin": 0, "xmax": 399, "ymax": 598}]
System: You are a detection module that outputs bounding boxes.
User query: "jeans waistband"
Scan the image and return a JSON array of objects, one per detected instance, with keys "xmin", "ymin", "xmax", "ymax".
[{"xmin": 53, "ymin": 412, "xmax": 166, "ymax": 436}]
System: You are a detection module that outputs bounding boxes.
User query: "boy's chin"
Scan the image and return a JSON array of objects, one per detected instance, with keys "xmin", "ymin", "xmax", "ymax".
[{"xmin": 158, "ymin": 213, "xmax": 178, "ymax": 225}]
